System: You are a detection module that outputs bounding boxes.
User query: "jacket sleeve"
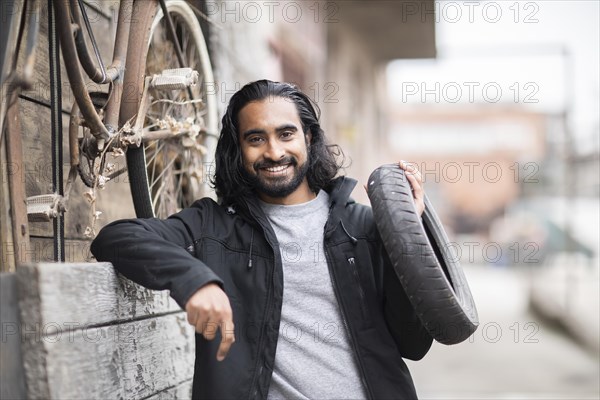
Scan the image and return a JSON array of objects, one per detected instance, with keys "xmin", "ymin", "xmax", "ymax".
[
  {"xmin": 90, "ymin": 205, "xmax": 224, "ymax": 309},
  {"xmin": 379, "ymin": 241, "xmax": 433, "ymax": 361}
]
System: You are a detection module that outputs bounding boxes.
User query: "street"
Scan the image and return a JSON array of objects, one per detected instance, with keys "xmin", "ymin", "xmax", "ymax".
[{"xmin": 407, "ymin": 264, "xmax": 600, "ymax": 400}]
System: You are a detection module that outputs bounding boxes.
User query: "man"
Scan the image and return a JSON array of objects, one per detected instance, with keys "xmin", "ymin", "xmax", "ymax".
[{"xmin": 91, "ymin": 80, "xmax": 433, "ymax": 399}]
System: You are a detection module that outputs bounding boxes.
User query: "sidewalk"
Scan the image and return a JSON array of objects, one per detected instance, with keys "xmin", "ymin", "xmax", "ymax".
[
  {"xmin": 529, "ymin": 254, "xmax": 600, "ymax": 355},
  {"xmin": 407, "ymin": 264, "xmax": 600, "ymax": 400}
]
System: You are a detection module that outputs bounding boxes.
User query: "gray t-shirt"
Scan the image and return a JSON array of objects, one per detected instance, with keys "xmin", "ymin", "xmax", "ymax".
[{"xmin": 260, "ymin": 190, "xmax": 367, "ymax": 400}]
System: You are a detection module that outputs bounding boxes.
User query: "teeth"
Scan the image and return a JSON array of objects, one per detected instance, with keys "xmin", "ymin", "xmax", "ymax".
[{"xmin": 265, "ymin": 165, "xmax": 288, "ymax": 173}]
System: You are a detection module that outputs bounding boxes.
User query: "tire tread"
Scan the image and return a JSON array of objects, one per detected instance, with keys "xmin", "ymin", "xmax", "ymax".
[{"xmin": 368, "ymin": 164, "xmax": 479, "ymax": 345}]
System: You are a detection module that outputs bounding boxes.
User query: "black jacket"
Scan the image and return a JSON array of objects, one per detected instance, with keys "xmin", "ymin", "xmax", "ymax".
[{"xmin": 91, "ymin": 176, "xmax": 433, "ymax": 399}]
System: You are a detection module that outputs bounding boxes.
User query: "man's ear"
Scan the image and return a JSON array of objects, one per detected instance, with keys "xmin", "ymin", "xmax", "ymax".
[{"xmin": 305, "ymin": 130, "xmax": 312, "ymax": 146}]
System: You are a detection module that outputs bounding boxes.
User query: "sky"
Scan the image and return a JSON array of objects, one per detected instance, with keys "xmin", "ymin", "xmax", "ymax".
[{"xmin": 387, "ymin": 0, "xmax": 599, "ymax": 149}]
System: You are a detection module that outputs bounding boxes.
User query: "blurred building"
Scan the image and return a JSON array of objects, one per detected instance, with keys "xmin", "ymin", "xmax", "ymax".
[{"xmin": 389, "ymin": 106, "xmax": 548, "ymax": 235}]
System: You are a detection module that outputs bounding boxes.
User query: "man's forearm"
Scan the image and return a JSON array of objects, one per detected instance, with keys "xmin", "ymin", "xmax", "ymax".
[{"xmin": 91, "ymin": 217, "xmax": 223, "ymax": 308}]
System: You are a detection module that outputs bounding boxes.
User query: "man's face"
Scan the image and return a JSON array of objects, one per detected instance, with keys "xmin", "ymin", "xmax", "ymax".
[{"xmin": 238, "ymin": 96, "xmax": 312, "ymax": 203}]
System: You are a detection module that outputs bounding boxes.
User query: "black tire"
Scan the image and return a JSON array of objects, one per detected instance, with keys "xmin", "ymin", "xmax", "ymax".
[
  {"xmin": 367, "ymin": 164, "xmax": 479, "ymax": 345},
  {"xmin": 126, "ymin": 146, "xmax": 153, "ymax": 217}
]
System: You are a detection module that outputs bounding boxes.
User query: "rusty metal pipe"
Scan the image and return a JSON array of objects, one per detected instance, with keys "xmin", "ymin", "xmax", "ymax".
[
  {"xmin": 69, "ymin": 100, "xmax": 81, "ymax": 167},
  {"xmin": 52, "ymin": 0, "xmax": 110, "ymax": 140},
  {"xmin": 69, "ymin": 0, "xmax": 121, "ymax": 84},
  {"xmin": 102, "ymin": 0, "xmax": 133, "ymax": 134}
]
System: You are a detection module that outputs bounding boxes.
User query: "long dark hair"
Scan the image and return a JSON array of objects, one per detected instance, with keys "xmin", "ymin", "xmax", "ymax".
[{"xmin": 212, "ymin": 80, "xmax": 344, "ymax": 203}]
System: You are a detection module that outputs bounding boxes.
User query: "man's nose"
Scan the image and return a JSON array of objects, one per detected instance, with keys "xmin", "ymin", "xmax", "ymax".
[{"xmin": 264, "ymin": 138, "xmax": 285, "ymax": 161}]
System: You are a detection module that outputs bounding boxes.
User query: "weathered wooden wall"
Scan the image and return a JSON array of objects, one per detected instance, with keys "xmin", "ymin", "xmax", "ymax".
[
  {"xmin": 6, "ymin": 0, "xmax": 137, "ymax": 268},
  {"xmin": 11, "ymin": 262, "xmax": 195, "ymax": 399}
]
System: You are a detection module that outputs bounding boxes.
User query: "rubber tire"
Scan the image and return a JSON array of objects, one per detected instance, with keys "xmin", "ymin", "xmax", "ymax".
[
  {"xmin": 124, "ymin": 0, "xmax": 218, "ymax": 219},
  {"xmin": 367, "ymin": 164, "xmax": 479, "ymax": 345}
]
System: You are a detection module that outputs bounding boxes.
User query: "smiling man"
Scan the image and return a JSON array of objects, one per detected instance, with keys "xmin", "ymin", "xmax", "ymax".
[{"xmin": 91, "ymin": 80, "xmax": 432, "ymax": 399}]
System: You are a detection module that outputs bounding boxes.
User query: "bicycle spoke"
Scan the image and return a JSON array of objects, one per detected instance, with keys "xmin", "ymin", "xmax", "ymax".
[
  {"xmin": 182, "ymin": 30, "xmax": 190, "ymax": 58},
  {"xmin": 147, "ymin": 141, "xmax": 167, "ymax": 189},
  {"xmin": 152, "ymin": 180, "xmax": 166, "ymax": 210},
  {"xmin": 175, "ymin": 168, "xmax": 185, "ymax": 206},
  {"xmin": 142, "ymin": 121, "xmax": 160, "ymax": 130},
  {"xmin": 146, "ymin": 142, "xmax": 160, "ymax": 184},
  {"xmin": 150, "ymin": 155, "xmax": 178, "ymax": 190},
  {"xmin": 150, "ymin": 155, "xmax": 178, "ymax": 189}
]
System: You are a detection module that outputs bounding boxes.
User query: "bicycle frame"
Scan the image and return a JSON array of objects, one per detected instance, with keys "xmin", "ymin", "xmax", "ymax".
[
  {"xmin": 4, "ymin": 0, "xmax": 213, "ymax": 227},
  {"xmin": 47, "ymin": 0, "xmax": 167, "ymax": 215},
  {"xmin": 54, "ymin": 0, "xmax": 193, "ymax": 149},
  {"xmin": 53, "ymin": 0, "xmax": 133, "ymax": 146}
]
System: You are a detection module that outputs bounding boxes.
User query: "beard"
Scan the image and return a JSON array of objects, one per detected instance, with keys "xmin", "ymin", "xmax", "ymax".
[{"xmin": 244, "ymin": 154, "xmax": 310, "ymax": 199}]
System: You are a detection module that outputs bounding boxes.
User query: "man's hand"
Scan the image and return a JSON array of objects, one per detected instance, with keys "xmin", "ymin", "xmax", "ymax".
[
  {"xmin": 185, "ymin": 283, "xmax": 235, "ymax": 361},
  {"xmin": 398, "ymin": 160, "xmax": 425, "ymax": 216}
]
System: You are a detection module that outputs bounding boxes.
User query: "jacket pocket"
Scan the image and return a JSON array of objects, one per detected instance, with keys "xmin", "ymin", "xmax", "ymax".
[{"xmin": 348, "ymin": 257, "xmax": 369, "ymax": 318}]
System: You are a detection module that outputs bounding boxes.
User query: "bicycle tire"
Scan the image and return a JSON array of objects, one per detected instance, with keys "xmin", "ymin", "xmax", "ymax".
[
  {"xmin": 367, "ymin": 164, "xmax": 479, "ymax": 345},
  {"xmin": 122, "ymin": 0, "xmax": 218, "ymax": 219}
]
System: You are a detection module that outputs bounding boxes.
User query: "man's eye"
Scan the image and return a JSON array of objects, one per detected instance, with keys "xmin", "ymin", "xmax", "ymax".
[
  {"xmin": 281, "ymin": 131, "xmax": 294, "ymax": 139},
  {"xmin": 248, "ymin": 136, "xmax": 263, "ymax": 143}
]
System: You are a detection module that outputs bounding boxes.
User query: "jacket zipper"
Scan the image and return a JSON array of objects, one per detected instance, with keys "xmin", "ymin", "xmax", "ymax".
[
  {"xmin": 348, "ymin": 257, "xmax": 369, "ymax": 317},
  {"xmin": 324, "ymin": 247, "xmax": 374, "ymax": 400},
  {"xmin": 246, "ymin": 206, "xmax": 276, "ymax": 400}
]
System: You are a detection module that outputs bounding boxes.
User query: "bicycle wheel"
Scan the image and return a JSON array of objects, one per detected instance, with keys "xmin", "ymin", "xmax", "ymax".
[
  {"xmin": 367, "ymin": 164, "xmax": 479, "ymax": 345},
  {"xmin": 122, "ymin": 0, "xmax": 217, "ymax": 219}
]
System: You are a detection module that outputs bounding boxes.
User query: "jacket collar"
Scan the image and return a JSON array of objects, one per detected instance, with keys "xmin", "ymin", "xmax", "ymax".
[
  {"xmin": 323, "ymin": 176, "xmax": 358, "ymax": 238},
  {"xmin": 324, "ymin": 176, "xmax": 357, "ymax": 208}
]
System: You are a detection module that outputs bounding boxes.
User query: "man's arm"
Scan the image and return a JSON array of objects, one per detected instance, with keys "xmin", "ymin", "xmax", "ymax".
[
  {"xmin": 381, "ymin": 250, "xmax": 433, "ymax": 360},
  {"xmin": 91, "ymin": 206, "xmax": 235, "ymax": 360},
  {"xmin": 90, "ymin": 212, "xmax": 222, "ymax": 309}
]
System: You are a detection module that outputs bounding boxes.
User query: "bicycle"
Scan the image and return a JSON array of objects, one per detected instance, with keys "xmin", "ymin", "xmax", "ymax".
[{"xmin": 2, "ymin": 0, "xmax": 218, "ymax": 236}]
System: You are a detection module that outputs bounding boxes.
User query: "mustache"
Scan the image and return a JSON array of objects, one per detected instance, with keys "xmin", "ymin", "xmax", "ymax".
[{"xmin": 254, "ymin": 156, "xmax": 297, "ymax": 170}]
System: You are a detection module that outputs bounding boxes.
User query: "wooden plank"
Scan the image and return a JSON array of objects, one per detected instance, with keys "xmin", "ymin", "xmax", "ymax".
[
  {"xmin": 17, "ymin": 262, "xmax": 182, "ymax": 330},
  {"xmin": 1, "ymin": 133, "xmax": 16, "ymax": 271},
  {"xmin": 0, "ymin": 273, "xmax": 27, "ymax": 399},
  {"xmin": 27, "ymin": 237, "xmax": 92, "ymax": 263},
  {"xmin": 16, "ymin": 262, "xmax": 196, "ymax": 399},
  {"xmin": 5, "ymin": 88, "xmax": 31, "ymax": 267},
  {"xmin": 17, "ymin": 99, "xmax": 54, "ymax": 199},
  {"xmin": 14, "ymin": 0, "xmax": 117, "ymax": 111},
  {"xmin": 21, "ymin": 313, "xmax": 195, "ymax": 400},
  {"xmin": 146, "ymin": 379, "xmax": 193, "ymax": 400}
]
